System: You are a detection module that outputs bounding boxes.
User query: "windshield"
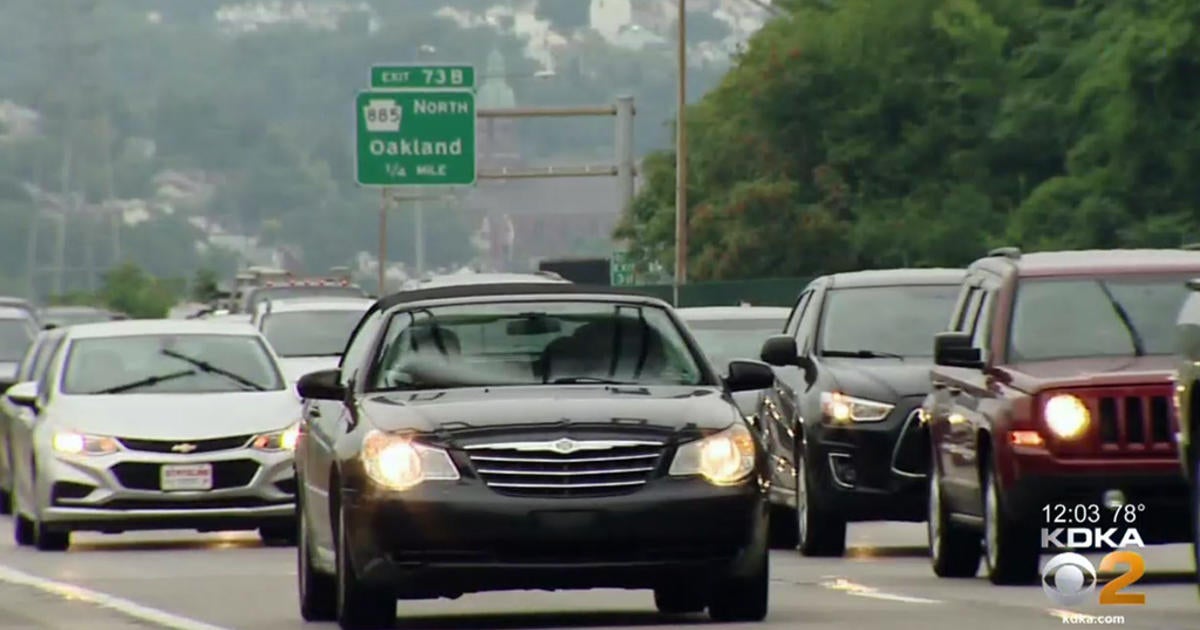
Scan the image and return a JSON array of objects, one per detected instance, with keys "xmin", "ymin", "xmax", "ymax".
[
  {"xmin": 62, "ymin": 334, "xmax": 284, "ymax": 395},
  {"xmin": 369, "ymin": 301, "xmax": 706, "ymax": 390},
  {"xmin": 819, "ymin": 285, "xmax": 961, "ymax": 357},
  {"xmin": 0, "ymin": 318, "xmax": 35, "ymax": 362},
  {"xmin": 684, "ymin": 317, "xmax": 785, "ymax": 366},
  {"xmin": 1009, "ymin": 275, "xmax": 1190, "ymax": 361},
  {"xmin": 261, "ymin": 310, "xmax": 366, "ymax": 357}
]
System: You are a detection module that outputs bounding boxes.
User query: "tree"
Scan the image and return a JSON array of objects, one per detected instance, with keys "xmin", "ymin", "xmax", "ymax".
[
  {"xmin": 190, "ymin": 268, "xmax": 221, "ymax": 303},
  {"xmin": 98, "ymin": 262, "xmax": 181, "ymax": 318}
]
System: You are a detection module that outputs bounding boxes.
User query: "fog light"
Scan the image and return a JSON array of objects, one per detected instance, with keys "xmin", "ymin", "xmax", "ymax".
[
  {"xmin": 1102, "ymin": 489, "xmax": 1126, "ymax": 510},
  {"xmin": 828, "ymin": 453, "xmax": 856, "ymax": 487}
]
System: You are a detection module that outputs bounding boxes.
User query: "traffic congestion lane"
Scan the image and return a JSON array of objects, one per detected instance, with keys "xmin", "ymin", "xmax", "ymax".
[{"xmin": 0, "ymin": 520, "xmax": 1193, "ymax": 630}]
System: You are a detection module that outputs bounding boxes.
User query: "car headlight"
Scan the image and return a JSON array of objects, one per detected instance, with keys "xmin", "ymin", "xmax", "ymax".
[
  {"xmin": 52, "ymin": 432, "xmax": 120, "ymax": 456},
  {"xmin": 668, "ymin": 423, "xmax": 756, "ymax": 486},
  {"xmin": 1044, "ymin": 394, "xmax": 1089, "ymax": 439},
  {"xmin": 361, "ymin": 430, "xmax": 460, "ymax": 491},
  {"xmin": 820, "ymin": 391, "xmax": 893, "ymax": 422},
  {"xmin": 252, "ymin": 423, "xmax": 301, "ymax": 451}
]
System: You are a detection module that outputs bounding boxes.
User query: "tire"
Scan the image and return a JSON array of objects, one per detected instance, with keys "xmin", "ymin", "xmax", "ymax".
[
  {"xmin": 768, "ymin": 504, "xmax": 798, "ymax": 550},
  {"xmin": 0, "ymin": 487, "xmax": 11, "ymax": 516},
  {"xmin": 298, "ymin": 496, "xmax": 336, "ymax": 622},
  {"xmin": 1192, "ymin": 455, "xmax": 1200, "ymax": 597},
  {"xmin": 982, "ymin": 464, "xmax": 1038, "ymax": 585},
  {"xmin": 928, "ymin": 452, "xmax": 981, "ymax": 578},
  {"xmin": 33, "ymin": 521, "xmax": 69, "ymax": 552},
  {"xmin": 13, "ymin": 494, "xmax": 34, "ymax": 546},
  {"xmin": 260, "ymin": 524, "xmax": 298, "ymax": 547},
  {"xmin": 708, "ymin": 539, "xmax": 769, "ymax": 622},
  {"xmin": 653, "ymin": 586, "xmax": 706, "ymax": 614},
  {"xmin": 335, "ymin": 502, "xmax": 395, "ymax": 629},
  {"xmin": 795, "ymin": 450, "xmax": 846, "ymax": 557}
]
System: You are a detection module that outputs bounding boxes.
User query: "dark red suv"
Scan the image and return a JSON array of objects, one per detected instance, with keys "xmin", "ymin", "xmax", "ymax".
[{"xmin": 923, "ymin": 247, "xmax": 1196, "ymax": 584}]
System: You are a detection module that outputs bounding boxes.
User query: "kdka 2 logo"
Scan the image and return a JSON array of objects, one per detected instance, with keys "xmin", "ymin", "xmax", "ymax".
[{"xmin": 1040, "ymin": 527, "xmax": 1146, "ymax": 607}]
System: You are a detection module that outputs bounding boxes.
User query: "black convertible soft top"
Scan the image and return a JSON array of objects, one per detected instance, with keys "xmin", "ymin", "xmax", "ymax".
[{"xmin": 374, "ymin": 283, "xmax": 665, "ymax": 312}]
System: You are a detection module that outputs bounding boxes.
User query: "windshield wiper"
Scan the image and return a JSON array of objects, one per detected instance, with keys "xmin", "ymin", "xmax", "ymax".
[
  {"xmin": 551, "ymin": 376, "xmax": 635, "ymax": 385},
  {"xmin": 88, "ymin": 368, "xmax": 197, "ymax": 395},
  {"xmin": 161, "ymin": 348, "xmax": 267, "ymax": 391},
  {"xmin": 821, "ymin": 349, "xmax": 905, "ymax": 359},
  {"xmin": 1095, "ymin": 280, "xmax": 1145, "ymax": 356}
]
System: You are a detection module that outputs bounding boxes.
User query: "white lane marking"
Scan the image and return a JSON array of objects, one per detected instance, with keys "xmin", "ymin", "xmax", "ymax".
[
  {"xmin": 0, "ymin": 563, "xmax": 232, "ymax": 630},
  {"xmin": 818, "ymin": 577, "xmax": 944, "ymax": 604}
]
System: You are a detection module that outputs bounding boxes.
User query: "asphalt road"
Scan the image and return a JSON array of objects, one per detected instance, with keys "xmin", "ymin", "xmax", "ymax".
[{"xmin": 0, "ymin": 519, "xmax": 1194, "ymax": 630}]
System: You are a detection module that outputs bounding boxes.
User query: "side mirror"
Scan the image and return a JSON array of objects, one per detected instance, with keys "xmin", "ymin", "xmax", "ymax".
[
  {"xmin": 296, "ymin": 369, "xmax": 346, "ymax": 401},
  {"xmin": 42, "ymin": 322, "xmax": 58, "ymax": 330},
  {"xmin": 759, "ymin": 335, "xmax": 798, "ymax": 367},
  {"xmin": 725, "ymin": 360, "xmax": 776, "ymax": 392},
  {"xmin": 6, "ymin": 381, "xmax": 39, "ymax": 408},
  {"xmin": 1187, "ymin": 278, "xmax": 1200, "ymax": 291},
  {"xmin": 934, "ymin": 331, "xmax": 983, "ymax": 369}
]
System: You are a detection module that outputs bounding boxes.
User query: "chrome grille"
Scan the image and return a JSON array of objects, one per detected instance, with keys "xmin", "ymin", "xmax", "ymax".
[
  {"xmin": 116, "ymin": 435, "xmax": 253, "ymax": 454},
  {"xmin": 465, "ymin": 439, "xmax": 664, "ymax": 498}
]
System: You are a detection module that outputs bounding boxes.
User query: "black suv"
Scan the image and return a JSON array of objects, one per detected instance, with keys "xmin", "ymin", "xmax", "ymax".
[{"xmin": 756, "ymin": 268, "xmax": 964, "ymax": 555}]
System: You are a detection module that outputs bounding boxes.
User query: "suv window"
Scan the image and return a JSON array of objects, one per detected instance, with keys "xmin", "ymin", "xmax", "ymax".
[{"xmin": 1008, "ymin": 275, "xmax": 1191, "ymax": 362}]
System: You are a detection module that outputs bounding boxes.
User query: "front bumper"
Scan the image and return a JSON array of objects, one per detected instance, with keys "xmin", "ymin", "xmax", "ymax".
[
  {"xmin": 342, "ymin": 477, "xmax": 767, "ymax": 597},
  {"xmin": 1003, "ymin": 452, "xmax": 1190, "ymax": 544},
  {"xmin": 34, "ymin": 445, "xmax": 296, "ymax": 532},
  {"xmin": 806, "ymin": 395, "xmax": 928, "ymax": 521}
]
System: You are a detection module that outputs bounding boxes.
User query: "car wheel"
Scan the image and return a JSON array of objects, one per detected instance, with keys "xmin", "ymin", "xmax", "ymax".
[
  {"xmin": 335, "ymin": 501, "xmax": 395, "ymax": 629},
  {"xmin": 708, "ymin": 537, "xmax": 769, "ymax": 622},
  {"xmin": 1192, "ymin": 455, "xmax": 1200, "ymax": 596},
  {"xmin": 768, "ymin": 504, "xmax": 798, "ymax": 550},
  {"xmin": 0, "ymin": 487, "xmax": 11, "ymax": 516},
  {"xmin": 12, "ymin": 490, "xmax": 34, "ymax": 546},
  {"xmin": 33, "ymin": 521, "xmax": 69, "ymax": 552},
  {"xmin": 928, "ymin": 451, "xmax": 981, "ymax": 577},
  {"xmin": 653, "ymin": 585, "xmax": 706, "ymax": 614},
  {"xmin": 982, "ymin": 464, "xmax": 1038, "ymax": 585},
  {"xmin": 260, "ymin": 524, "xmax": 298, "ymax": 547},
  {"xmin": 795, "ymin": 450, "xmax": 846, "ymax": 557},
  {"xmin": 298, "ymin": 496, "xmax": 336, "ymax": 622}
]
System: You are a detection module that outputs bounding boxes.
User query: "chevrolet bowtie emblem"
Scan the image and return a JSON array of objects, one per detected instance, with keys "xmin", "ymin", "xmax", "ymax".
[
  {"xmin": 171, "ymin": 443, "xmax": 198, "ymax": 454},
  {"xmin": 552, "ymin": 438, "xmax": 577, "ymax": 454}
]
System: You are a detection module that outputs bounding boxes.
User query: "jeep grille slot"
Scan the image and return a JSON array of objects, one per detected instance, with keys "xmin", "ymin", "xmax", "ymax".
[
  {"xmin": 1094, "ymin": 393, "xmax": 1175, "ymax": 452},
  {"xmin": 465, "ymin": 440, "xmax": 665, "ymax": 498}
]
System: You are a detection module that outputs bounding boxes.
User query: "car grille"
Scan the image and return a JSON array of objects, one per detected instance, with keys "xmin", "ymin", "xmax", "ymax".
[
  {"xmin": 1096, "ymin": 393, "xmax": 1175, "ymax": 451},
  {"xmin": 109, "ymin": 460, "xmax": 260, "ymax": 491},
  {"xmin": 464, "ymin": 439, "xmax": 665, "ymax": 498},
  {"xmin": 116, "ymin": 435, "xmax": 253, "ymax": 454}
]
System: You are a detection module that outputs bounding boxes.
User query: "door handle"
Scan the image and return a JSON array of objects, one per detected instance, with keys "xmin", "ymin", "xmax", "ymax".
[
  {"xmin": 307, "ymin": 406, "xmax": 322, "ymax": 419},
  {"xmin": 931, "ymin": 381, "xmax": 947, "ymax": 390},
  {"xmin": 947, "ymin": 387, "xmax": 962, "ymax": 396}
]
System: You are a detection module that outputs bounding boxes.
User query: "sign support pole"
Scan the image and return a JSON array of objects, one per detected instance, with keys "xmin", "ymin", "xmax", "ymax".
[
  {"xmin": 378, "ymin": 187, "xmax": 389, "ymax": 294},
  {"xmin": 414, "ymin": 197, "xmax": 425, "ymax": 277}
]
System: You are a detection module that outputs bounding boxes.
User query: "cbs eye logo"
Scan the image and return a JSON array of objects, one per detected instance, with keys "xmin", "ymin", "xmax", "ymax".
[{"xmin": 1041, "ymin": 551, "xmax": 1146, "ymax": 606}]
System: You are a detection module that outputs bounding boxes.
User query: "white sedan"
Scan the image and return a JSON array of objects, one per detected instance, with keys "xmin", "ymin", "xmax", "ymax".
[{"xmin": 5, "ymin": 319, "xmax": 302, "ymax": 551}]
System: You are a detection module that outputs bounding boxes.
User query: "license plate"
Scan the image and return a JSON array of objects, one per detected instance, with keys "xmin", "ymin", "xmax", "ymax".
[{"xmin": 160, "ymin": 463, "xmax": 213, "ymax": 492}]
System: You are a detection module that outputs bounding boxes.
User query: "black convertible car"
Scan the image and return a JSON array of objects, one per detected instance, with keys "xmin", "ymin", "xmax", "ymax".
[
  {"xmin": 757, "ymin": 268, "xmax": 964, "ymax": 554},
  {"xmin": 293, "ymin": 283, "xmax": 775, "ymax": 629}
]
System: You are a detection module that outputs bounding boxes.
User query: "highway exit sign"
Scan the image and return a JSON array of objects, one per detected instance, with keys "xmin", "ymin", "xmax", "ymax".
[
  {"xmin": 354, "ymin": 89, "xmax": 477, "ymax": 187},
  {"xmin": 370, "ymin": 64, "xmax": 475, "ymax": 90}
]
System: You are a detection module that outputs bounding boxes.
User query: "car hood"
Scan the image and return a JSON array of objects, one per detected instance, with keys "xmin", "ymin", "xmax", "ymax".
[
  {"xmin": 48, "ymin": 391, "xmax": 302, "ymax": 439},
  {"xmin": 359, "ymin": 385, "xmax": 741, "ymax": 435},
  {"xmin": 823, "ymin": 358, "xmax": 934, "ymax": 401},
  {"xmin": 1003, "ymin": 356, "xmax": 1175, "ymax": 392},
  {"xmin": 279, "ymin": 357, "xmax": 339, "ymax": 383}
]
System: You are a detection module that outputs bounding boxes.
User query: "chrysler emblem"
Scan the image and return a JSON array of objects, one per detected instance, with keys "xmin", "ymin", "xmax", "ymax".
[
  {"xmin": 171, "ymin": 443, "xmax": 198, "ymax": 454},
  {"xmin": 552, "ymin": 438, "xmax": 577, "ymax": 454}
]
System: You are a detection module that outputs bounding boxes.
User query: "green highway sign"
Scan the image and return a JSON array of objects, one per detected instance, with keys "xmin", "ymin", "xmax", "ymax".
[
  {"xmin": 354, "ymin": 90, "xmax": 476, "ymax": 187},
  {"xmin": 611, "ymin": 251, "xmax": 635, "ymax": 286},
  {"xmin": 370, "ymin": 64, "xmax": 475, "ymax": 90}
]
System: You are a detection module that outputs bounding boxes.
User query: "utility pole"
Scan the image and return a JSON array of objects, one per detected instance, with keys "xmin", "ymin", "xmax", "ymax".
[{"xmin": 673, "ymin": 0, "xmax": 689, "ymax": 306}]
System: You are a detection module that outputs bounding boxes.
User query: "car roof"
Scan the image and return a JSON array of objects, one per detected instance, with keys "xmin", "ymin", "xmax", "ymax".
[
  {"xmin": 416, "ymin": 272, "xmax": 569, "ymax": 287},
  {"xmin": 62, "ymin": 319, "xmax": 260, "ymax": 339},
  {"xmin": 676, "ymin": 306, "xmax": 790, "ymax": 320},
  {"xmin": 258, "ymin": 297, "xmax": 374, "ymax": 313},
  {"xmin": 972, "ymin": 248, "xmax": 1200, "ymax": 278},
  {"xmin": 376, "ymin": 282, "xmax": 665, "ymax": 311},
  {"xmin": 823, "ymin": 268, "xmax": 966, "ymax": 288}
]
